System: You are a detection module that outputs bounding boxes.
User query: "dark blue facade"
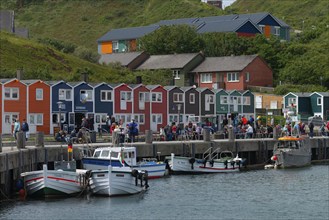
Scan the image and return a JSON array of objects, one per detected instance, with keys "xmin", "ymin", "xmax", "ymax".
[
  {"xmin": 237, "ymin": 21, "xmax": 261, "ymax": 34},
  {"xmin": 258, "ymin": 15, "xmax": 280, "ymax": 26},
  {"xmin": 73, "ymin": 82, "xmax": 94, "ymax": 113},
  {"xmin": 52, "ymin": 81, "xmax": 73, "ymax": 113},
  {"xmin": 94, "ymin": 83, "xmax": 114, "ymax": 115}
]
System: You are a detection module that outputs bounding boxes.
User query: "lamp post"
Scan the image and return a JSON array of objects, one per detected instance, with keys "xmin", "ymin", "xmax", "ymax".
[
  {"xmin": 177, "ymin": 103, "xmax": 182, "ymax": 126},
  {"xmin": 57, "ymin": 101, "xmax": 63, "ymax": 130}
]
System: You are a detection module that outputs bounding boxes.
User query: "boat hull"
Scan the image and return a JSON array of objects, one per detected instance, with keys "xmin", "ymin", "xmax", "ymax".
[
  {"xmin": 169, "ymin": 154, "xmax": 241, "ymax": 174},
  {"xmin": 275, "ymin": 151, "xmax": 311, "ymax": 168},
  {"xmin": 89, "ymin": 166, "xmax": 148, "ymax": 196},
  {"xmin": 21, "ymin": 165, "xmax": 87, "ymax": 197},
  {"xmin": 82, "ymin": 158, "xmax": 166, "ymax": 179}
]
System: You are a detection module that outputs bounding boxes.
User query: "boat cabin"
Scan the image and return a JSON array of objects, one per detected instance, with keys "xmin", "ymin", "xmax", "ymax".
[{"xmin": 92, "ymin": 147, "xmax": 137, "ymax": 166}]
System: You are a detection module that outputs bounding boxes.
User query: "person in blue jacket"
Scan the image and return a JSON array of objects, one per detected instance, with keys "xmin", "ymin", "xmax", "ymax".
[{"xmin": 128, "ymin": 119, "xmax": 138, "ymax": 142}]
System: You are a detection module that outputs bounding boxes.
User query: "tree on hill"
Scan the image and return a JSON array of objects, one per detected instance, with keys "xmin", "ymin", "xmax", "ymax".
[{"xmin": 139, "ymin": 25, "xmax": 205, "ymax": 54}]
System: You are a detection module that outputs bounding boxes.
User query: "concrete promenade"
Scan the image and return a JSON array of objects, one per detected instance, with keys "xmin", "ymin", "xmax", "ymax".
[{"xmin": 0, "ymin": 133, "xmax": 328, "ymax": 199}]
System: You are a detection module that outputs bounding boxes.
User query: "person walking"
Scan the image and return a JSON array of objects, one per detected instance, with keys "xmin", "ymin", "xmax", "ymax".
[
  {"xmin": 128, "ymin": 119, "xmax": 139, "ymax": 142},
  {"xmin": 21, "ymin": 119, "xmax": 30, "ymax": 141},
  {"xmin": 13, "ymin": 119, "xmax": 21, "ymax": 140}
]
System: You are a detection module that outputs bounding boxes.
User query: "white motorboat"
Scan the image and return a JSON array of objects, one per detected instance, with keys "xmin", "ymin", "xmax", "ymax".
[
  {"xmin": 267, "ymin": 136, "xmax": 311, "ymax": 169},
  {"xmin": 88, "ymin": 165, "xmax": 148, "ymax": 196},
  {"xmin": 82, "ymin": 146, "xmax": 166, "ymax": 179},
  {"xmin": 20, "ymin": 161, "xmax": 89, "ymax": 197},
  {"xmin": 168, "ymin": 147, "xmax": 246, "ymax": 174}
]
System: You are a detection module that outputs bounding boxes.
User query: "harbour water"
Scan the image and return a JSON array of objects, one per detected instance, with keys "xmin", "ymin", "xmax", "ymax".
[{"xmin": 0, "ymin": 165, "xmax": 328, "ymax": 220}]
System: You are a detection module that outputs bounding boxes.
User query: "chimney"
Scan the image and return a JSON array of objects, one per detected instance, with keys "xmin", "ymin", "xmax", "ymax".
[
  {"xmin": 136, "ymin": 76, "xmax": 142, "ymax": 84},
  {"xmin": 16, "ymin": 68, "xmax": 23, "ymax": 80},
  {"xmin": 82, "ymin": 72, "xmax": 88, "ymax": 82}
]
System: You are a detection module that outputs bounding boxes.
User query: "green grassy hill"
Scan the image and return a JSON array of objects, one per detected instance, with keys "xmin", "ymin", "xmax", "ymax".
[{"xmin": 0, "ymin": 0, "xmax": 328, "ymax": 90}]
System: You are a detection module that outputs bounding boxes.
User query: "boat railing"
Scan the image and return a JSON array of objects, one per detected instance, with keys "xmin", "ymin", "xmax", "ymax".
[
  {"xmin": 210, "ymin": 148, "xmax": 221, "ymax": 160},
  {"xmin": 202, "ymin": 147, "xmax": 213, "ymax": 160}
]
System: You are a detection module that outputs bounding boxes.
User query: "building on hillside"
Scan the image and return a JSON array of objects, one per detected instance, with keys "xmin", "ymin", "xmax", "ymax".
[
  {"xmin": 190, "ymin": 54, "xmax": 273, "ymax": 90},
  {"xmin": 1, "ymin": 79, "xmax": 27, "ymax": 135},
  {"xmin": 98, "ymin": 51, "xmax": 149, "ymax": 70},
  {"xmin": 21, "ymin": 80, "xmax": 51, "ymax": 134},
  {"xmin": 0, "ymin": 10, "xmax": 29, "ymax": 38},
  {"xmin": 97, "ymin": 25, "xmax": 159, "ymax": 54},
  {"xmin": 97, "ymin": 12, "xmax": 290, "ymax": 55},
  {"xmin": 147, "ymin": 85, "xmax": 168, "ymax": 132},
  {"xmin": 137, "ymin": 53, "xmax": 205, "ymax": 87},
  {"xmin": 201, "ymin": 0, "xmax": 222, "ymax": 9}
]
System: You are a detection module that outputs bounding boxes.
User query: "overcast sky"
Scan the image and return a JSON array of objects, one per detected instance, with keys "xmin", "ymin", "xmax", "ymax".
[{"xmin": 222, "ymin": 0, "xmax": 237, "ymax": 8}]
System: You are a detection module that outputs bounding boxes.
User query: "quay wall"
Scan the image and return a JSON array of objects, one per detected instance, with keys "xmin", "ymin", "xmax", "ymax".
[{"xmin": 0, "ymin": 137, "xmax": 328, "ymax": 199}]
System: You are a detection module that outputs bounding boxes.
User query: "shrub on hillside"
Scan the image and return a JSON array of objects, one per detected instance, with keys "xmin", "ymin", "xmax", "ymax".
[
  {"xmin": 73, "ymin": 46, "xmax": 100, "ymax": 63},
  {"xmin": 38, "ymin": 38, "xmax": 76, "ymax": 54}
]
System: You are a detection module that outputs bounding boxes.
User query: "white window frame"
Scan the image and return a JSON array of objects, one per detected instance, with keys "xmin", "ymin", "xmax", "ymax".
[
  {"xmin": 173, "ymin": 93, "xmax": 183, "ymax": 102},
  {"xmin": 274, "ymin": 26, "xmax": 280, "ymax": 36},
  {"xmin": 139, "ymin": 92, "xmax": 150, "ymax": 102},
  {"xmin": 152, "ymin": 114, "xmax": 163, "ymax": 124},
  {"xmin": 220, "ymin": 96, "xmax": 228, "ymax": 104},
  {"xmin": 36, "ymin": 88, "xmax": 43, "ymax": 100},
  {"xmin": 317, "ymin": 97, "xmax": 322, "ymax": 105},
  {"xmin": 243, "ymin": 97, "xmax": 251, "ymax": 105},
  {"xmin": 80, "ymin": 90, "xmax": 93, "ymax": 102},
  {"xmin": 245, "ymin": 72, "xmax": 250, "ymax": 82},
  {"xmin": 100, "ymin": 90, "xmax": 112, "ymax": 102},
  {"xmin": 169, "ymin": 114, "xmax": 178, "ymax": 123},
  {"xmin": 151, "ymin": 92, "xmax": 162, "ymax": 102},
  {"xmin": 227, "ymin": 72, "xmax": 239, "ymax": 82},
  {"xmin": 4, "ymin": 87, "xmax": 19, "ymax": 100},
  {"xmin": 189, "ymin": 93, "xmax": 195, "ymax": 104},
  {"xmin": 206, "ymin": 94, "xmax": 214, "ymax": 104},
  {"xmin": 173, "ymin": 70, "xmax": 180, "ymax": 80},
  {"xmin": 58, "ymin": 89, "xmax": 72, "ymax": 101},
  {"xmin": 29, "ymin": 113, "xmax": 43, "ymax": 125},
  {"xmin": 288, "ymin": 98, "xmax": 297, "ymax": 106},
  {"xmin": 120, "ymin": 91, "xmax": 132, "ymax": 101},
  {"xmin": 201, "ymin": 73, "xmax": 212, "ymax": 83},
  {"xmin": 52, "ymin": 113, "xmax": 66, "ymax": 123},
  {"xmin": 112, "ymin": 41, "xmax": 119, "ymax": 52},
  {"xmin": 134, "ymin": 114, "xmax": 145, "ymax": 125},
  {"xmin": 259, "ymin": 25, "xmax": 265, "ymax": 33}
]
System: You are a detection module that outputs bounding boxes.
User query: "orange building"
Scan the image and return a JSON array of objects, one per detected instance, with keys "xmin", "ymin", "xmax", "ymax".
[
  {"xmin": 23, "ymin": 80, "xmax": 51, "ymax": 134},
  {"xmin": 2, "ymin": 79, "xmax": 27, "ymax": 134}
]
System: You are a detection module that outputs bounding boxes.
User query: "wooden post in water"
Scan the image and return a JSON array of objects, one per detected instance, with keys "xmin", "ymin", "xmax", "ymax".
[
  {"xmin": 16, "ymin": 131, "xmax": 26, "ymax": 149},
  {"xmin": 35, "ymin": 132, "xmax": 45, "ymax": 147},
  {"xmin": 203, "ymin": 128, "xmax": 211, "ymax": 142}
]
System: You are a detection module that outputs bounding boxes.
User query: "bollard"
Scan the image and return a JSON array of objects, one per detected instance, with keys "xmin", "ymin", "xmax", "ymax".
[
  {"xmin": 145, "ymin": 130, "xmax": 153, "ymax": 144},
  {"xmin": 35, "ymin": 131, "xmax": 45, "ymax": 147},
  {"xmin": 203, "ymin": 128, "xmax": 211, "ymax": 142},
  {"xmin": 228, "ymin": 126, "xmax": 235, "ymax": 142},
  {"xmin": 16, "ymin": 131, "xmax": 26, "ymax": 149},
  {"xmin": 0, "ymin": 134, "xmax": 2, "ymax": 153},
  {"xmin": 112, "ymin": 130, "xmax": 119, "ymax": 146},
  {"xmin": 90, "ymin": 131, "xmax": 96, "ymax": 143}
]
